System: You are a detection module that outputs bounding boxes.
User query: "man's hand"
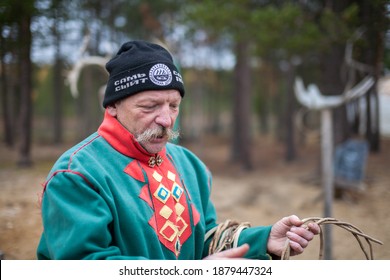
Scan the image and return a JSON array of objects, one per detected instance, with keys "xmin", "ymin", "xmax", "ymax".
[
  {"xmin": 267, "ymin": 215, "xmax": 320, "ymax": 257},
  {"xmin": 203, "ymin": 244, "xmax": 250, "ymax": 260}
]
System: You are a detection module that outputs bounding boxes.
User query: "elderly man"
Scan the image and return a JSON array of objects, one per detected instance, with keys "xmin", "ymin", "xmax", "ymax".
[{"xmin": 37, "ymin": 40, "xmax": 319, "ymax": 260}]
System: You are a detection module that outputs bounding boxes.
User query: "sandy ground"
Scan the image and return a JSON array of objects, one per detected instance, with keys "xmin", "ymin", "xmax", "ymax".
[{"xmin": 0, "ymin": 135, "xmax": 388, "ymax": 260}]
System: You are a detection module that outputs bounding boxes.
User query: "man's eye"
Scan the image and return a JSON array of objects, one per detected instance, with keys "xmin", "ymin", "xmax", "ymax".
[{"xmin": 142, "ymin": 104, "xmax": 156, "ymax": 110}]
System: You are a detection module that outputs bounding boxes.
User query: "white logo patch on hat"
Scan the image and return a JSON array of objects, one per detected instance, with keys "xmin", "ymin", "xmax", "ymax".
[{"xmin": 149, "ymin": 63, "xmax": 172, "ymax": 86}]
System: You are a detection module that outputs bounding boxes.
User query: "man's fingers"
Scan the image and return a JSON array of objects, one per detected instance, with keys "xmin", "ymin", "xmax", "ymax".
[
  {"xmin": 218, "ymin": 244, "xmax": 250, "ymax": 258},
  {"xmin": 307, "ymin": 223, "xmax": 321, "ymax": 234},
  {"xmin": 204, "ymin": 244, "xmax": 250, "ymax": 260},
  {"xmin": 291, "ymin": 226, "xmax": 315, "ymax": 241}
]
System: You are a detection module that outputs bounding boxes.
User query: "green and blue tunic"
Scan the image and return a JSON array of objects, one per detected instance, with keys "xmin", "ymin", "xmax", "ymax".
[{"xmin": 37, "ymin": 112, "xmax": 272, "ymax": 260}]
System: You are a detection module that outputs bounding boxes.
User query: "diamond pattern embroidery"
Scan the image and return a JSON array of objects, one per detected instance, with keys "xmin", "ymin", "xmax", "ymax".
[
  {"xmin": 160, "ymin": 220, "xmax": 178, "ymax": 242},
  {"xmin": 153, "ymin": 171, "xmax": 163, "ymax": 182},
  {"xmin": 154, "ymin": 184, "xmax": 170, "ymax": 204},
  {"xmin": 172, "ymin": 183, "xmax": 183, "ymax": 202},
  {"xmin": 159, "ymin": 205, "xmax": 173, "ymax": 219},
  {"xmin": 175, "ymin": 203, "xmax": 185, "ymax": 216},
  {"xmin": 176, "ymin": 216, "xmax": 188, "ymax": 236},
  {"xmin": 167, "ymin": 170, "xmax": 176, "ymax": 181},
  {"xmin": 138, "ymin": 164, "xmax": 199, "ymax": 257}
]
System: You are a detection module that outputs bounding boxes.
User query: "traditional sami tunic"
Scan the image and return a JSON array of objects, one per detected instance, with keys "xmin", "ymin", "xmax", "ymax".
[{"xmin": 37, "ymin": 112, "xmax": 272, "ymax": 260}]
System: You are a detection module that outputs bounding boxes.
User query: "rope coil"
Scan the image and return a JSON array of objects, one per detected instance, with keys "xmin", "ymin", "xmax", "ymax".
[
  {"xmin": 208, "ymin": 219, "xmax": 251, "ymax": 255},
  {"xmin": 281, "ymin": 217, "xmax": 383, "ymax": 260}
]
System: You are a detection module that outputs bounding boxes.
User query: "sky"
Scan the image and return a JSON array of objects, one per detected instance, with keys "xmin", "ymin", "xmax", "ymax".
[{"xmin": 30, "ymin": 18, "xmax": 236, "ymax": 71}]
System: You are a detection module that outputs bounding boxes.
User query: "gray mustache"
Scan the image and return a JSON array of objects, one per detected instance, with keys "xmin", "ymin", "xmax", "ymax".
[{"xmin": 135, "ymin": 126, "xmax": 180, "ymax": 143}]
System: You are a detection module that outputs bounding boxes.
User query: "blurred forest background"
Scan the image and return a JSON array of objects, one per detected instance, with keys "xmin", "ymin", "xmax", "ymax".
[
  {"xmin": 1, "ymin": 0, "xmax": 390, "ymax": 260},
  {"xmin": 1, "ymin": 0, "xmax": 389, "ymax": 168}
]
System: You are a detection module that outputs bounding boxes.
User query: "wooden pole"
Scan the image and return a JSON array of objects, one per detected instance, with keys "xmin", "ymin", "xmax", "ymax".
[
  {"xmin": 321, "ymin": 108, "xmax": 334, "ymax": 259},
  {"xmin": 294, "ymin": 74, "xmax": 374, "ymax": 259}
]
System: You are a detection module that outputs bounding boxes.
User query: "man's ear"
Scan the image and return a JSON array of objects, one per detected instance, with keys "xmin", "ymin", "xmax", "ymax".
[{"xmin": 106, "ymin": 104, "xmax": 118, "ymax": 117}]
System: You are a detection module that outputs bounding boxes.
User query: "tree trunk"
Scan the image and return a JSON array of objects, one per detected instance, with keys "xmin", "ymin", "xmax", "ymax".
[
  {"xmin": 366, "ymin": 84, "xmax": 380, "ymax": 151},
  {"xmin": 320, "ymin": 42, "xmax": 349, "ymax": 145},
  {"xmin": 284, "ymin": 63, "xmax": 296, "ymax": 162},
  {"xmin": 231, "ymin": 40, "xmax": 253, "ymax": 170},
  {"xmin": 53, "ymin": 58, "xmax": 63, "ymax": 144},
  {"xmin": 52, "ymin": 15, "xmax": 63, "ymax": 144},
  {"xmin": 359, "ymin": 0, "xmax": 386, "ymax": 152},
  {"xmin": 80, "ymin": 67, "xmax": 99, "ymax": 138},
  {"xmin": 17, "ymin": 14, "xmax": 33, "ymax": 167},
  {"xmin": 321, "ymin": 0, "xmax": 353, "ymax": 146},
  {"xmin": 0, "ymin": 36, "xmax": 14, "ymax": 147}
]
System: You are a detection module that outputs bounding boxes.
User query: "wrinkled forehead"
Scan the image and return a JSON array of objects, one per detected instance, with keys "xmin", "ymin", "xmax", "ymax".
[{"xmin": 131, "ymin": 89, "xmax": 182, "ymax": 102}]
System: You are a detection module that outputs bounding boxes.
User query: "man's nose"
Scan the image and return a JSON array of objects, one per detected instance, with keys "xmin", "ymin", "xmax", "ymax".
[{"xmin": 155, "ymin": 106, "xmax": 172, "ymax": 128}]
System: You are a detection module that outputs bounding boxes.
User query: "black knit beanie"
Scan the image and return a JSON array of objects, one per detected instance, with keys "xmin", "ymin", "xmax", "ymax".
[{"xmin": 103, "ymin": 40, "xmax": 185, "ymax": 108}]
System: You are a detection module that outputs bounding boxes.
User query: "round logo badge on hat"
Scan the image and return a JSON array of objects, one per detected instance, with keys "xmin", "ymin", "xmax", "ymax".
[{"xmin": 149, "ymin": 63, "xmax": 172, "ymax": 86}]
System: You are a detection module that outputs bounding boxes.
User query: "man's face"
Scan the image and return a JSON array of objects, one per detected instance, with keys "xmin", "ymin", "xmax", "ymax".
[{"xmin": 107, "ymin": 90, "xmax": 181, "ymax": 154}]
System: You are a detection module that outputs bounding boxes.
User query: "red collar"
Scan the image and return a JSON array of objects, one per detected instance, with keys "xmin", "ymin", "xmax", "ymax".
[{"xmin": 97, "ymin": 111, "xmax": 167, "ymax": 166}]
